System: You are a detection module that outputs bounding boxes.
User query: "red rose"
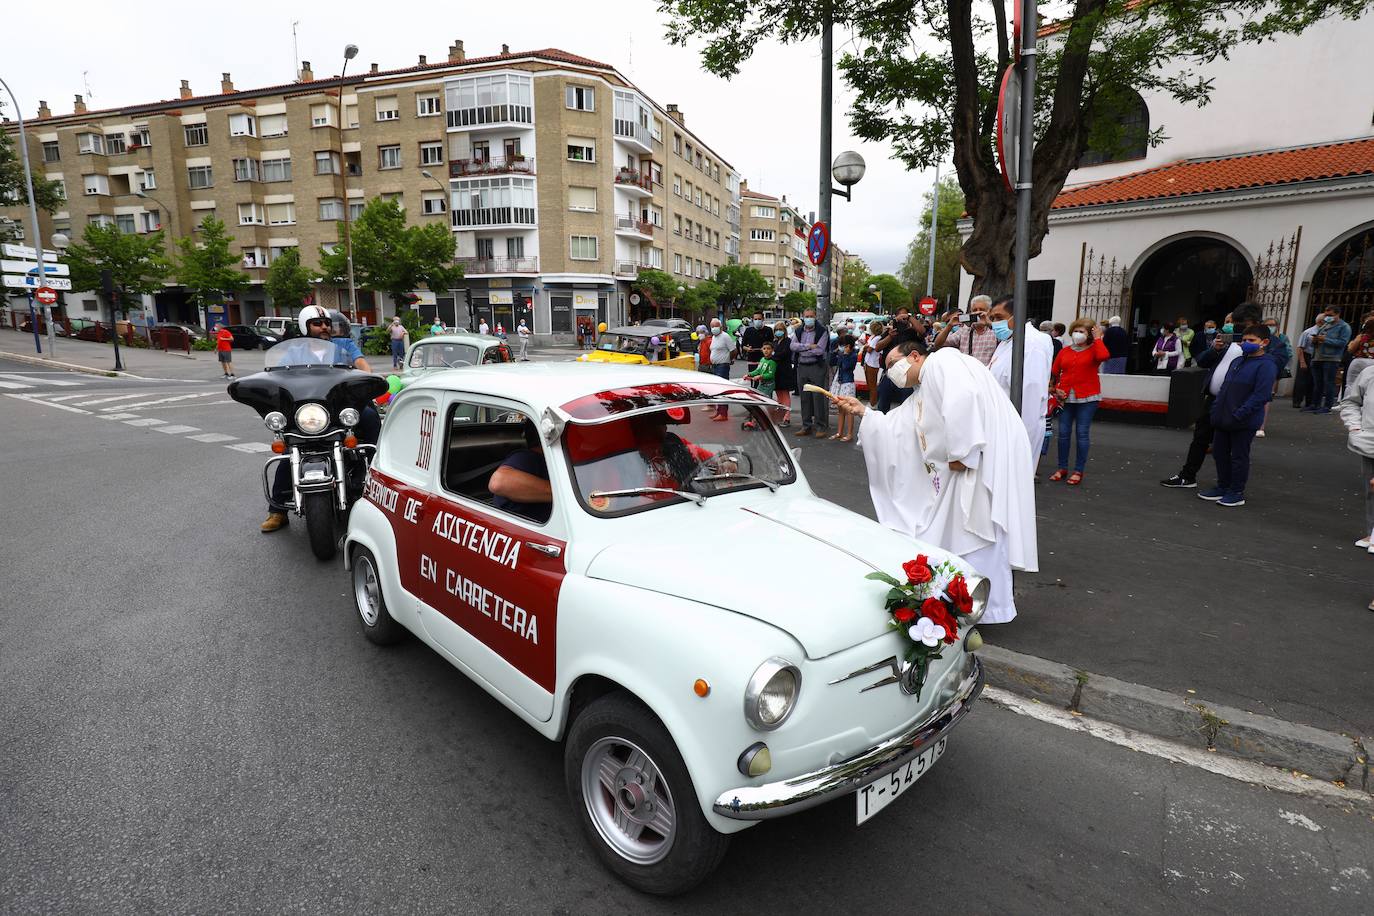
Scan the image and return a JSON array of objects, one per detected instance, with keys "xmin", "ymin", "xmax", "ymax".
[
  {"xmin": 902, "ymin": 556, "xmax": 933, "ymax": 585},
  {"xmin": 893, "ymin": 607, "xmax": 916, "ymax": 624},
  {"xmin": 921, "ymin": 599, "xmax": 960, "ymax": 644},
  {"xmin": 945, "ymin": 574, "xmax": 973, "ymax": 614}
]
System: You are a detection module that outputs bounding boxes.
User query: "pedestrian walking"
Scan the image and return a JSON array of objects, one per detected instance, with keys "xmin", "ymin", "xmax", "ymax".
[
  {"xmin": 388, "ymin": 316, "xmax": 408, "ymax": 369},
  {"xmin": 517, "ymin": 319, "xmax": 531, "ymax": 360},
  {"xmin": 1101, "ymin": 315, "xmax": 1130, "ymax": 374},
  {"xmin": 829, "ymin": 335, "xmax": 859, "ymax": 442},
  {"xmin": 1198, "ymin": 325, "xmax": 1276, "ymax": 507},
  {"xmin": 478, "ymin": 318, "xmax": 490, "ymax": 336},
  {"xmin": 771, "ymin": 321, "xmax": 795, "ymax": 426},
  {"xmin": 215, "ymin": 324, "xmax": 236, "ymax": 379},
  {"xmin": 791, "ymin": 308, "xmax": 831, "ymax": 436},
  {"xmin": 1336, "ymin": 365, "xmax": 1374, "ymax": 554},
  {"xmin": 708, "ymin": 319, "xmax": 735, "ymax": 421},
  {"xmin": 1048, "ymin": 319, "xmax": 1109, "ymax": 484},
  {"xmin": 1306, "ymin": 306, "xmax": 1351, "ymax": 414}
]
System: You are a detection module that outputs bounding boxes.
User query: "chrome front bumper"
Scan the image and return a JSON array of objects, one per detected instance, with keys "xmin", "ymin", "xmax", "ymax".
[{"xmin": 712, "ymin": 656, "xmax": 984, "ymax": 820}]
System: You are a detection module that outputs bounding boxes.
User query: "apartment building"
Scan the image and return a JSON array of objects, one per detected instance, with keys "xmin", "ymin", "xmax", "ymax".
[
  {"xmin": 1, "ymin": 45, "xmax": 740, "ymax": 339},
  {"xmin": 739, "ymin": 183, "xmax": 828, "ymax": 305}
]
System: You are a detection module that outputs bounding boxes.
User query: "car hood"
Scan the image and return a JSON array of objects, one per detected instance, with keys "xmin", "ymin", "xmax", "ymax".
[{"xmin": 583, "ymin": 496, "xmax": 961, "ymax": 659}]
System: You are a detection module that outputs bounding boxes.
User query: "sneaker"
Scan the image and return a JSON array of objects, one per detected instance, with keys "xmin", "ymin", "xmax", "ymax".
[
  {"xmin": 1218, "ymin": 493, "xmax": 1246, "ymax": 507},
  {"xmin": 1254, "ymin": 429, "xmax": 1266, "ymax": 438},
  {"xmin": 1161, "ymin": 475, "xmax": 1196, "ymax": 488},
  {"xmin": 260, "ymin": 511, "xmax": 289, "ymax": 533},
  {"xmin": 1197, "ymin": 487, "xmax": 1227, "ymax": 501}
]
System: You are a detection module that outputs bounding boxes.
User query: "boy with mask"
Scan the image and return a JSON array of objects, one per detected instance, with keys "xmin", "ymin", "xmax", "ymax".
[{"xmin": 1199, "ymin": 326, "xmax": 1277, "ymax": 507}]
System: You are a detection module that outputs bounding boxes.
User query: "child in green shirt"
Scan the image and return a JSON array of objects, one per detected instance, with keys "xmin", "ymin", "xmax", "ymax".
[{"xmin": 744, "ymin": 342, "xmax": 778, "ymax": 428}]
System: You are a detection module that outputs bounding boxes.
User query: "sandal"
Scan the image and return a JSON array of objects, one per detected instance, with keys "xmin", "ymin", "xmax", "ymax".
[
  {"xmin": 1067, "ymin": 471, "xmax": 1084, "ymax": 485},
  {"xmin": 1049, "ymin": 469, "xmax": 1068, "ymax": 482},
  {"xmin": 838, "ymin": 435, "xmax": 853, "ymax": 442},
  {"xmin": 828, "ymin": 433, "xmax": 842, "ymax": 440}
]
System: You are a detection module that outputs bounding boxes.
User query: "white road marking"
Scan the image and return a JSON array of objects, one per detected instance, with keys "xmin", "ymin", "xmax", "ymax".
[
  {"xmin": 41, "ymin": 393, "xmax": 93, "ymax": 402},
  {"xmin": 3, "ymin": 393, "xmax": 91, "ymax": 414},
  {"xmin": 75, "ymin": 393, "xmax": 150, "ymax": 407},
  {"xmin": 101, "ymin": 391, "xmax": 217, "ymax": 411},
  {"xmin": 98, "ymin": 412, "xmax": 138, "ymax": 420},
  {"xmin": 128, "ymin": 398, "xmax": 236, "ymax": 411},
  {"xmin": 153, "ymin": 425, "xmax": 200, "ymax": 435},
  {"xmin": 981, "ymin": 686, "xmax": 1372, "ymax": 809},
  {"xmin": 0, "ymin": 380, "xmax": 32, "ymax": 389},
  {"xmin": 123, "ymin": 418, "xmax": 166, "ymax": 427},
  {"xmin": 0, "ymin": 373, "xmax": 83, "ymax": 387},
  {"xmin": 226, "ymin": 441, "xmax": 270, "ymax": 453},
  {"xmin": 187, "ymin": 433, "xmax": 236, "ymax": 443}
]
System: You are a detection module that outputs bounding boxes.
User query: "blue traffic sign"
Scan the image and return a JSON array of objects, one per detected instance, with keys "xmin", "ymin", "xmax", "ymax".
[{"xmin": 807, "ymin": 222, "xmax": 830, "ymax": 266}]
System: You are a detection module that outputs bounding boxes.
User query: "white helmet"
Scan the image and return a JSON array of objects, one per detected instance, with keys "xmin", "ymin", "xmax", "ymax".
[{"xmin": 298, "ymin": 304, "xmax": 330, "ymax": 335}]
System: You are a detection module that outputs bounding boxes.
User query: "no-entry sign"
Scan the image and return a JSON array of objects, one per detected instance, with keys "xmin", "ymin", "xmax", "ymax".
[
  {"xmin": 917, "ymin": 296, "xmax": 938, "ymax": 316},
  {"xmin": 34, "ymin": 286, "xmax": 58, "ymax": 305}
]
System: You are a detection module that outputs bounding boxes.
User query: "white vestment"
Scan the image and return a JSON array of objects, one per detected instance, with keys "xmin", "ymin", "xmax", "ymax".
[
  {"xmin": 857, "ymin": 349, "xmax": 1039, "ymax": 623},
  {"xmin": 988, "ymin": 321, "xmax": 1054, "ymax": 464}
]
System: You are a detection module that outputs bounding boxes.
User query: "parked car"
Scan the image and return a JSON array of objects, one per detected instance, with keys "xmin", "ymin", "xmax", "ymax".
[
  {"xmin": 345, "ymin": 363, "xmax": 988, "ymax": 894},
  {"xmin": 153, "ymin": 321, "xmax": 207, "ymax": 341},
  {"xmin": 218, "ymin": 324, "xmax": 267, "ymax": 349},
  {"xmin": 401, "ymin": 333, "xmax": 512, "ymax": 378},
  {"xmin": 253, "ymin": 316, "xmax": 303, "ymax": 342},
  {"xmin": 640, "ymin": 318, "xmax": 696, "ymax": 355},
  {"xmin": 580, "ymin": 325, "xmax": 695, "ymax": 371}
]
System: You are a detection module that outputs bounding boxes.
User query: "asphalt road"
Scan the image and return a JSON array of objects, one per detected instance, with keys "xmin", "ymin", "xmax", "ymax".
[{"xmin": 2, "ymin": 379, "xmax": 1371, "ymax": 913}]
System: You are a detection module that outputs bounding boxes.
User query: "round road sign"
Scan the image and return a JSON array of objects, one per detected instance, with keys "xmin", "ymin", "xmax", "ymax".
[
  {"xmin": 807, "ymin": 221, "xmax": 830, "ymax": 266},
  {"xmin": 34, "ymin": 286, "xmax": 58, "ymax": 306},
  {"xmin": 996, "ymin": 64, "xmax": 1021, "ymax": 195},
  {"xmin": 917, "ymin": 296, "xmax": 938, "ymax": 316}
]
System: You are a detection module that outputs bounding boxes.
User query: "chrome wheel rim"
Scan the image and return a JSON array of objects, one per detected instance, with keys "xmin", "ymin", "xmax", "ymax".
[
  {"xmin": 353, "ymin": 555, "xmax": 381, "ymax": 627},
  {"xmin": 581, "ymin": 736, "xmax": 676, "ymax": 865}
]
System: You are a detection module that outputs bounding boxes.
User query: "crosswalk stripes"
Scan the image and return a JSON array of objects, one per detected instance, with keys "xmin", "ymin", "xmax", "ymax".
[
  {"xmin": 76, "ymin": 393, "xmax": 150, "ymax": 407},
  {"xmin": 0, "ymin": 373, "xmax": 84, "ymax": 389},
  {"xmin": 226, "ymin": 441, "xmax": 271, "ymax": 453},
  {"xmin": 99, "ymin": 392, "xmax": 217, "ymax": 411},
  {"xmin": 187, "ymin": 433, "xmax": 237, "ymax": 443},
  {"xmin": 98, "ymin": 412, "xmax": 139, "ymax": 420},
  {"xmin": 153, "ymin": 425, "xmax": 201, "ymax": 435},
  {"xmin": 123, "ymin": 418, "xmax": 166, "ymax": 427}
]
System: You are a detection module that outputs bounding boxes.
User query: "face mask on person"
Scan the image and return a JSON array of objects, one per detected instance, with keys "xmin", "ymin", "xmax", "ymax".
[
  {"xmin": 710, "ymin": 326, "xmax": 722, "ymax": 336},
  {"xmin": 753, "ymin": 320, "xmax": 763, "ymax": 328},
  {"xmin": 1204, "ymin": 326, "xmax": 1217, "ymax": 335},
  {"xmin": 991, "ymin": 319, "xmax": 1012, "ymax": 342},
  {"xmin": 830, "ymin": 331, "xmax": 839, "ymax": 341},
  {"xmin": 774, "ymin": 329, "xmax": 784, "ymax": 339},
  {"xmin": 933, "ymin": 322, "xmax": 945, "ymax": 332},
  {"xmin": 1071, "ymin": 331, "xmax": 1088, "ymax": 345},
  {"xmin": 1265, "ymin": 324, "xmax": 1277, "ymax": 333},
  {"xmin": 1239, "ymin": 341, "xmax": 1263, "ymax": 355},
  {"xmin": 803, "ymin": 317, "xmax": 816, "ymax": 328},
  {"xmin": 1178, "ymin": 323, "xmax": 1188, "ymax": 330},
  {"xmin": 1324, "ymin": 315, "xmax": 1336, "ymax": 324},
  {"xmin": 1222, "ymin": 323, "xmax": 1234, "ymax": 333},
  {"xmin": 887, "ymin": 357, "xmax": 914, "ymax": 388}
]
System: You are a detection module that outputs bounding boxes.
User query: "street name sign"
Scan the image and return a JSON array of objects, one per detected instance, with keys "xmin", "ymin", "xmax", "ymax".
[
  {"xmin": 1, "ymin": 243, "xmax": 57, "ymax": 262},
  {"xmin": 1, "ymin": 259, "xmax": 69, "ymax": 276},
  {"xmin": 3, "ymin": 275, "xmax": 73, "ymax": 290}
]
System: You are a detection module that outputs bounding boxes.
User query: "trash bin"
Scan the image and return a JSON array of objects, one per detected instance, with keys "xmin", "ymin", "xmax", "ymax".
[{"xmin": 1167, "ymin": 367, "xmax": 1209, "ymax": 428}]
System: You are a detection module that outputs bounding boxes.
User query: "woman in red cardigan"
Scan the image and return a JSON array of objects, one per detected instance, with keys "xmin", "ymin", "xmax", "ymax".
[{"xmin": 1049, "ymin": 317, "xmax": 1110, "ymax": 484}]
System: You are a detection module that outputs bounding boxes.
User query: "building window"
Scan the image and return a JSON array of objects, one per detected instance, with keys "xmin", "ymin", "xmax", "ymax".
[
  {"xmin": 349, "ymin": 200, "xmax": 364, "ymax": 220},
  {"xmin": 187, "ymin": 165, "xmax": 213, "ymax": 189},
  {"xmin": 381, "ymin": 192, "xmax": 404, "ymax": 210},
  {"xmin": 673, "ymin": 174, "xmax": 681, "ymax": 196},
  {"xmin": 684, "ymin": 181, "xmax": 692, "ymax": 201},
  {"xmin": 242, "ymin": 248, "xmax": 266, "ymax": 268},
  {"xmin": 42, "ymin": 141, "xmax": 60, "ymax": 162},
  {"xmin": 259, "ymin": 114, "xmax": 287, "ymax": 138},
  {"xmin": 695, "ymin": 188, "xmax": 702, "ymax": 207},
  {"xmin": 416, "ymin": 93, "xmax": 441, "ymax": 116},
  {"xmin": 183, "ymin": 124, "xmax": 208, "ymax": 147},
  {"xmin": 228, "ymin": 113, "xmax": 256, "ymax": 137},
  {"xmin": 450, "ymin": 176, "xmax": 536, "ymax": 226},
  {"xmin": 507, "ymin": 236, "xmax": 525, "ymax": 258},
  {"xmin": 567, "ymin": 138, "xmax": 595, "ymax": 162},
  {"xmin": 673, "ymin": 134, "xmax": 682, "ymax": 156},
  {"xmin": 421, "ymin": 191, "xmax": 446, "ymax": 215},
  {"xmin": 344, "ymin": 104, "xmax": 359, "ymax": 130},
  {"xmin": 105, "ymin": 133, "xmax": 126, "ymax": 154},
  {"xmin": 375, "ymin": 96, "xmax": 399, "ymax": 121},
  {"xmin": 77, "ymin": 133, "xmax": 105, "ymax": 154},
  {"xmin": 568, "ymin": 186, "xmax": 597, "ymax": 212},
  {"xmin": 310, "ymin": 103, "xmax": 338, "ymax": 128},
  {"xmin": 88, "ymin": 214, "xmax": 114, "ymax": 228},
  {"xmin": 445, "ymin": 74, "xmax": 533, "ymax": 128},
  {"xmin": 570, "ymin": 235, "xmax": 598, "ymax": 260},
  {"xmin": 50, "ymin": 178, "xmax": 66, "ymax": 199},
  {"xmin": 267, "ymin": 202, "xmax": 296, "ymax": 226},
  {"xmin": 140, "ymin": 211, "xmax": 161, "ymax": 232},
  {"xmin": 233, "ymin": 158, "xmax": 260, "ymax": 182},
  {"xmin": 420, "ymin": 142, "xmax": 444, "ymax": 166},
  {"xmin": 315, "ymin": 151, "xmax": 340, "ymax": 175},
  {"xmin": 685, "ymin": 142, "xmax": 693, "ymax": 161},
  {"xmin": 261, "ymin": 157, "xmax": 292, "ymax": 182},
  {"xmin": 268, "ymin": 245, "xmax": 296, "ymax": 265},
  {"xmin": 378, "ymin": 145, "xmax": 402, "ymax": 170},
  {"xmin": 650, "ymin": 163, "xmax": 662, "ymax": 186},
  {"xmin": 238, "ymin": 203, "xmax": 265, "ymax": 225},
  {"xmin": 751, "ymin": 205, "xmax": 776, "ymax": 219},
  {"xmin": 565, "ymin": 85, "xmax": 595, "ymax": 111},
  {"xmin": 318, "ymin": 198, "xmax": 344, "ymax": 221},
  {"xmin": 750, "ymin": 228, "xmax": 775, "ymax": 241},
  {"xmin": 674, "ymin": 253, "xmax": 683, "ymax": 274},
  {"xmin": 112, "ymin": 213, "xmax": 136, "ymax": 235},
  {"xmin": 1078, "ymin": 90, "xmax": 1150, "ymax": 167},
  {"xmin": 673, "ymin": 215, "xmax": 682, "ymax": 235},
  {"xmin": 138, "ymin": 170, "xmax": 155, "ymax": 191},
  {"xmin": 652, "ymin": 118, "xmax": 663, "ymax": 143}
]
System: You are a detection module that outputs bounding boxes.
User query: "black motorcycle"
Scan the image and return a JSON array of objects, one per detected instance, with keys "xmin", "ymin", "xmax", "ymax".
[{"xmin": 229, "ymin": 338, "xmax": 387, "ymax": 560}]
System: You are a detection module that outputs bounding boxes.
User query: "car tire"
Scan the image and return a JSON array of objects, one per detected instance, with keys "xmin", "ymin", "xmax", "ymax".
[
  {"xmin": 351, "ymin": 547, "xmax": 405, "ymax": 645},
  {"xmin": 302, "ymin": 492, "xmax": 337, "ymax": 561},
  {"xmin": 564, "ymin": 692, "xmax": 730, "ymax": 896}
]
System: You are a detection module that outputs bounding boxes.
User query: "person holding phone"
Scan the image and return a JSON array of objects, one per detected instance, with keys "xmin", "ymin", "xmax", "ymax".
[{"xmin": 934, "ymin": 295, "xmax": 997, "ymax": 366}]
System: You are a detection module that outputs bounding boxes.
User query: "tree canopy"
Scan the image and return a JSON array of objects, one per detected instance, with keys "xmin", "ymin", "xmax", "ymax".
[
  {"xmin": 714, "ymin": 264, "xmax": 774, "ymax": 313},
  {"xmin": 861, "ymin": 274, "xmax": 909, "ymax": 313},
  {"xmin": 837, "ymin": 256, "xmax": 872, "ymax": 311},
  {"xmin": 781, "ymin": 290, "xmax": 817, "ymax": 314},
  {"xmin": 0, "ymin": 109, "xmax": 65, "ymax": 243},
  {"xmin": 318, "ymin": 198, "xmax": 464, "ymax": 308},
  {"xmin": 264, "ymin": 247, "xmax": 315, "ymax": 312},
  {"xmin": 175, "ymin": 216, "xmax": 251, "ymax": 311},
  {"xmin": 898, "ymin": 175, "xmax": 964, "ymax": 306},
  {"xmin": 65, "ymin": 223, "xmax": 173, "ymax": 316}
]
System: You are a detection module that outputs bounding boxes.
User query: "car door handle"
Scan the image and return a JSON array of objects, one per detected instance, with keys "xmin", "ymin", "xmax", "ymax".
[{"xmin": 526, "ymin": 542, "xmax": 561, "ymax": 558}]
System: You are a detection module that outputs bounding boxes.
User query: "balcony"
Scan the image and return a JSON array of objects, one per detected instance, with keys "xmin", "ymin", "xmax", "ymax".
[
  {"xmin": 613, "ymin": 168, "xmax": 653, "ymax": 196},
  {"xmin": 446, "ymin": 104, "xmax": 532, "ymax": 129},
  {"xmin": 614, "ymin": 117, "xmax": 653, "ymax": 153},
  {"xmin": 456, "ymin": 256, "xmax": 539, "ymax": 275},
  {"xmin": 613, "ymin": 260, "xmax": 659, "ymax": 277},
  {"xmin": 450, "ymin": 155, "xmax": 534, "ymax": 178},
  {"xmin": 614, "ymin": 216, "xmax": 654, "ymax": 239},
  {"xmin": 451, "ymin": 206, "xmax": 537, "ymax": 229},
  {"xmin": 794, "ymin": 268, "xmax": 805, "ymax": 279}
]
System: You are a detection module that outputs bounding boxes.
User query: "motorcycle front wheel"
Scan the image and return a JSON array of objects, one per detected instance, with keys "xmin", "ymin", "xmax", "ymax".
[{"xmin": 303, "ymin": 491, "xmax": 338, "ymax": 561}]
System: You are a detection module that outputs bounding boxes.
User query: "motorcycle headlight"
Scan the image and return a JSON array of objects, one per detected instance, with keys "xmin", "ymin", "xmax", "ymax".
[
  {"xmin": 744, "ymin": 657, "xmax": 801, "ymax": 730},
  {"xmin": 294, "ymin": 403, "xmax": 330, "ymax": 435},
  {"xmin": 339, "ymin": 407, "xmax": 360, "ymax": 428},
  {"xmin": 263, "ymin": 411, "xmax": 287, "ymax": 432}
]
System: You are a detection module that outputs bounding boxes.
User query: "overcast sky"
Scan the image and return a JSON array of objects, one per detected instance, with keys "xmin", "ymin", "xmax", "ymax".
[{"xmin": 3, "ymin": 0, "xmax": 941, "ymax": 275}]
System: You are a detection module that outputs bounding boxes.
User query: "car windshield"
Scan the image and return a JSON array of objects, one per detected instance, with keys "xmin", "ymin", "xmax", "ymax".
[
  {"xmin": 600, "ymin": 335, "xmax": 647, "ymax": 355},
  {"xmin": 410, "ymin": 341, "xmax": 480, "ymax": 370},
  {"xmin": 263, "ymin": 337, "xmax": 351, "ymax": 369},
  {"xmin": 564, "ymin": 404, "xmax": 795, "ymax": 515}
]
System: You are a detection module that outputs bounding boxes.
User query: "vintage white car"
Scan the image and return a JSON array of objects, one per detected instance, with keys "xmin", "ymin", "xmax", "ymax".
[{"xmin": 344, "ymin": 363, "xmax": 987, "ymax": 895}]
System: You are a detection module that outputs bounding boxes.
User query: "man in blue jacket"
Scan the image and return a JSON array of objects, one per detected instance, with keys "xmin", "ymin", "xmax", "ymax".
[
  {"xmin": 1304, "ymin": 306, "xmax": 1351, "ymax": 414},
  {"xmin": 1198, "ymin": 325, "xmax": 1277, "ymax": 508}
]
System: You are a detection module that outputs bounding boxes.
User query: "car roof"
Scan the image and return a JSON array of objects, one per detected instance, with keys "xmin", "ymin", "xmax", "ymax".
[
  {"xmin": 603, "ymin": 325, "xmax": 677, "ymax": 339},
  {"xmin": 402, "ymin": 362, "xmax": 751, "ymax": 415},
  {"xmin": 412, "ymin": 332, "xmax": 503, "ymax": 346}
]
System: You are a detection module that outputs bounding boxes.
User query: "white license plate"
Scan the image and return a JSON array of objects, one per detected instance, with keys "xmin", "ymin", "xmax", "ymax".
[{"xmin": 855, "ymin": 737, "xmax": 947, "ymax": 825}]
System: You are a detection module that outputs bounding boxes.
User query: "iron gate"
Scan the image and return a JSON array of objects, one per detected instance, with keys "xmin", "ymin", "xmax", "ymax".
[
  {"xmin": 1307, "ymin": 226, "xmax": 1374, "ymax": 328},
  {"xmin": 1075, "ymin": 243, "xmax": 1130, "ymax": 325},
  {"xmin": 1246, "ymin": 228, "xmax": 1302, "ymax": 329}
]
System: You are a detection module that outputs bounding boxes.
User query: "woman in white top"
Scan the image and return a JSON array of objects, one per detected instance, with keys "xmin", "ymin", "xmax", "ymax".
[{"xmin": 861, "ymin": 320, "xmax": 885, "ymax": 406}]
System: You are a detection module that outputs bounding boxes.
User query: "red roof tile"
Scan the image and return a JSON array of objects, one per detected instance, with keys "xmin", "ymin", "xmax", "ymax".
[{"xmin": 1052, "ymin": 138, "xmax": 1374, "ymax": 210}]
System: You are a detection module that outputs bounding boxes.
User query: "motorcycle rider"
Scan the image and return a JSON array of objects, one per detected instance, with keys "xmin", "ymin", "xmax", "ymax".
[{"xmin": 261, "ymin": 306, "xmax": 380, "ymax": 533}]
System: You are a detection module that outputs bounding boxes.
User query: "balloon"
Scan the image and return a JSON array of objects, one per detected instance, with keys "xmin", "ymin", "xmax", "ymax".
[
  {"xmin": 375, "ymin": 392, "xmax": 392, "ymax": 407},
  {"xmin": 386, "ymin": 374, "xmax": 405, "ymax": 395},
  {"xmin": 597, "ymin": 322, "xmax": 608, "ymax": 333},
  {"xmin": 690, "ymin": 333, "xmax": 699, "ymax": 341},
  {"xmin": 650, "ymin": 336, "xmax": 661, "ymax": 346}
]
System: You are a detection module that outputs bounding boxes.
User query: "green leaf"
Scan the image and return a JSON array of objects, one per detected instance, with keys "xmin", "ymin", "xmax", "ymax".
[{"xmin": 864, "ymin": 571, "xmax": 903, "ymax": 588}]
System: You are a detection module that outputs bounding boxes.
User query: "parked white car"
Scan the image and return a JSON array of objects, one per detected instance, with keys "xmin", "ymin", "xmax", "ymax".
[{"xmin": 344, "ymin": 363, "xmax": 987, "ymax": 894}]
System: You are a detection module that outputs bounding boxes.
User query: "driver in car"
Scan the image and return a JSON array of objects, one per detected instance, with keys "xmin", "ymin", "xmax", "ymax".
[{"xmin": 487, "ymin": 421, "xmax": 553, "ymax": 524}]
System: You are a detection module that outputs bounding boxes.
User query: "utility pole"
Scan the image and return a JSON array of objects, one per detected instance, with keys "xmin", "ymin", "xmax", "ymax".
[
  {"xmin": 926, "ymin": 163, "xmax": 940, "ymax": 298},
  {"xmin": 815, "ymin": 0, "xmax": 834, "ymax": 327},
  {"xmin": 0, "ymin": 76, "xmax": 53, "ymax": 355},
  {"xmin": 1009, "ymin": 0, "xmax": 1038, "ymax": 412}
]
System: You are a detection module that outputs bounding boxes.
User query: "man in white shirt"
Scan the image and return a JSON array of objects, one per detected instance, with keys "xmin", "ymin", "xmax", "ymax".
[
  {"xmin": 707, "ymin": 319, "xmax": 736, "ymax": 420},
  {"xmin": 516, "ymin": 319, "xmax": 531, "ymax": 360}
]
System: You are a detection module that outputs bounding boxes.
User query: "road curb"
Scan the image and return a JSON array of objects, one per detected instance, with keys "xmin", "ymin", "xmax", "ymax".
[
  {"xmin": 978, "ymin": 643, "xmax": 1370, "ymax": 794},
  {"xmin": 0, "ymin": 349, "xmax": 142, "ymax": 379}
]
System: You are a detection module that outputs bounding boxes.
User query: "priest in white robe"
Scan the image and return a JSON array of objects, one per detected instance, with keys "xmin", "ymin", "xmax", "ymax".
[
  {"xmin": 838, "ymin": 341, "xmax": 1039, "ymax": 623},
  {"xmin": 986, "ymin": 299, "xmax": 1055, "ymax": 466}
]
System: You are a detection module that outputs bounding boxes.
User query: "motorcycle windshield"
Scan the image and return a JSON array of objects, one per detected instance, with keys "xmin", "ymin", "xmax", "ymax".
[{"xmin": 263, "ymin": 337, "xmax": 351, "ymax": 369}]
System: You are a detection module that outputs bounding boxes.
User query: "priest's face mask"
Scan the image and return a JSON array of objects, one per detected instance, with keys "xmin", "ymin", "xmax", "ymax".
[{"xmin": 885, "ymin": 347, "xmax": 924, "ymax": 388}]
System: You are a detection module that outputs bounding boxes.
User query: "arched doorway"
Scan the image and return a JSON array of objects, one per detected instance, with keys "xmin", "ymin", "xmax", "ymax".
[
  {"xmin": 1307, "ymin": 226, "xmax": 1374, "ymax": 328},
  {"xmin": 1130, "ymin": 237, "xmax": 1253, "ymax": 371}
]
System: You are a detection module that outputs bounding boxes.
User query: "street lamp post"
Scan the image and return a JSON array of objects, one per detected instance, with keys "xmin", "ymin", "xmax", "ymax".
[
  {"xmin": 338, "ymin": 44, "xmax": 360, "ymax": 324},
  {"xmin": 868, "ymin": 282, "xmax": 882, "ymax": 315},
  {"xmin": 0, "ymin": 75, "xmax": 53, "ymax": 356},
  {"xmin": 1009, "ymin": 0, "xmax": 1039, "ymax": 412},
  {"xmin": 136, "ymin": 191, "xmax": 177, "ymax": 324}
]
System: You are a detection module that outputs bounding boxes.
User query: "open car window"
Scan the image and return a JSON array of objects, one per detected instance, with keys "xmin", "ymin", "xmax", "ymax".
[{"xmin": 440, "ymin": 399, "xmax": 551, "ymax": 526}]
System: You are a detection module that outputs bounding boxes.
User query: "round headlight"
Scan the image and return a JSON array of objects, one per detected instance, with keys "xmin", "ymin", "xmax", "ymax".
[
  {"xmin": 294, "ymin": 403, "xmax": 330, "ymax": 434},
  {"xmin": 339, "ymin": 407, "xmax": 361, "ymax": 427},
  {"xmin": 263, "ymin": 411, "xmax": 287, "ymax": 432},
  {"xmin": 744, "ymin": 657, "xmax": 801, "ymax": 730},
  {"xmin": 964, "ymin": 576, "xmax": 992, "ymax": 626}
]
